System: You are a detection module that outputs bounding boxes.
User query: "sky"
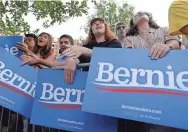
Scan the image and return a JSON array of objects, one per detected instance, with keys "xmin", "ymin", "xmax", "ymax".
[{"xmin": 25, "ymin": 0, "xmax": 174, "ymax": 39}]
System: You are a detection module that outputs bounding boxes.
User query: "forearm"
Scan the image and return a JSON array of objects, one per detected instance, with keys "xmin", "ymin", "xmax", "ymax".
[
  {"xmin": 38, "ymin": 58, "xmax": 67, "ymax": 67},
  {"xmin": 82, "ymin": 47, "xmax": 92, "ymax": 57},
  {"xmin": 37, "ymin": 64, "xmax": 49, "ymax": 69},
  {"xmin": 166, "ymin": 40, "xmax": 181, "ymax": 50},
  {"xmin": 75, "ymin": 59, "xmax": 80, "ymax": 64}
]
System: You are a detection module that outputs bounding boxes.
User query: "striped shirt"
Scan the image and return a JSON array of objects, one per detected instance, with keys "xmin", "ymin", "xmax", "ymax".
[{"xmin": 123, "ymin": 27, "xmax": 180, "ymax": 49}]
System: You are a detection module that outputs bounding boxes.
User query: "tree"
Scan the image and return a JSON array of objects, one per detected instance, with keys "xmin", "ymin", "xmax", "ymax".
[
  {"xmin": 0, "ymin": 0, "xmax": 88, "ymax": 35},
  {"xmin": 82, "ymin": 0, "xmax": 134, "ymax": 33}
]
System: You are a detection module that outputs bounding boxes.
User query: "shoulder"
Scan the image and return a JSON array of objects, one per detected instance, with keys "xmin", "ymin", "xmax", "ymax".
[
  {"xmin": 125, "ymin": 36, "xmax": 133, "ymax": 40},
  {"xmin": 157, "ymin": 27, "xmax": 169, "ymax": 33},
  {"xmin": 45, "ymin": 48, "xmax": 56, "ymax": 61},
  {"xmin": 83, "ymin": 43, "xmax": 93, "ymax": 49},
  {"xmin": 124, "ymin": 36, "xmax": 135, "ymax": 44},
  {"xmin": 109, "ymin": 39, "xmax": 121, "ymax": 43},
  {"xmin": 123, "ymin": 36, "xmax": 134, "ymax": 48},
  {"xmin": 107, "ymin": 39, "xmax": 122, "ymax": 48}
]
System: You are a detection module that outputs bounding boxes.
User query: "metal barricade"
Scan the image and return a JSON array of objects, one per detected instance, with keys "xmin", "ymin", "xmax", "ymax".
[
  {"xmin": 1, "ymin": 62, "xmax": 187, "ymax": 132},
  {"xmin": 0, "ymin": 63, "xmax": 90, "ymax": 132}
]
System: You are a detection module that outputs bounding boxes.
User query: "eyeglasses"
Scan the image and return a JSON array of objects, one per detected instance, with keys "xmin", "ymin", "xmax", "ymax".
[{"xmin": 116, "ymin": 25, "xmax": 127, "ymax": 30}]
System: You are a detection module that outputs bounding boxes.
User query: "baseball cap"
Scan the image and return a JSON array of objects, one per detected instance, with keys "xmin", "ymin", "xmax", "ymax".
[{"xmin": 25, "ymin": 33, "xmax": 38, "ymax": 44}]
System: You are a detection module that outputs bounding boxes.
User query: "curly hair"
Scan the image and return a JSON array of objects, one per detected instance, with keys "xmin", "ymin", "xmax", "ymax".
[
  {"xmin": 85, "ymin": 18, "xmax": 117, "ymax": 45},
  {"xmin": 126, "ymin": 12, "xmax": 160, "ymax": 36},
  {"xmin": 34, "ymin": 32, "xmax": 52, "ymax": 59}
]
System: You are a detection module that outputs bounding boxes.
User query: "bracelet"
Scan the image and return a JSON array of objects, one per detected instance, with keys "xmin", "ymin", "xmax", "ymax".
[{"xmin": 169, "ymin": 45, "xmax": 173, "ymax": 50}]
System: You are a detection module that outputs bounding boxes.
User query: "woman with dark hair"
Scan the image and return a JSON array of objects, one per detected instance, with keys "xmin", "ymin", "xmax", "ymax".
[
  {"xmin": 124, "ymin": 11, "xmax": 181, "ymax": 60},
  {"xmin": 122, "ymin": 11, "xmax": 182, "ymax": 132},
  {"xmin": 61, "ymin": 18, "xmax": 122, "ymax": 83},
  {"xmin": 126, "ymin": 12, "xmax": 160, "ymax": 36}
]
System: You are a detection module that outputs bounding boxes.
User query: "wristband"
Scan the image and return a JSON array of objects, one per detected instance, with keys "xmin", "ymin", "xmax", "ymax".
[{"xmin": 169, "ymin": 45, "xmax": 173, "ymax": 50}]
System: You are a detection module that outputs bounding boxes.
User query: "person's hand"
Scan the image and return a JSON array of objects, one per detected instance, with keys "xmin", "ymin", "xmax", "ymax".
[
  {"xmin": 20, "ymin": 53, "xmax": 40, "ymax": 67},
  {"xmin": 16, "ymin": 43, "xmax": 32, "ymax": 56},
  {"xmin": 64, "ymin": 58, "xmax": 76, "ymax": 84},
  {"xmin": 149, "ymin": 43, "xmax": 170, "ymax": 59},
  {"xmin": 20, "ymin": 54, "xmax": 31, "ymax": 62},
  {"xmin": 62, "ymin": 45, "xmax": 83, "ymax": 58}
]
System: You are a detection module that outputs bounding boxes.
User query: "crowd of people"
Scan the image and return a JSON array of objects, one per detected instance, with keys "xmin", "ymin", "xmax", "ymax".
[
  {"xmin": 18, "ymin": 1, "xmax": 188, "ymax": 85},
  {"xmin": 1, "ymin": 0, "xmax": 188, "ymax": 132}
]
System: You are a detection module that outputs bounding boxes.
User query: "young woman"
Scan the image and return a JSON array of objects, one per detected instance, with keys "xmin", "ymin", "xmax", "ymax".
[
  {"xmin": 123, "ymin": 11, "xmax": 182, "ymax": 132},
  {"xmin": 61, "ymin": 17, "xmax": 122, "ymax": 83},
  {"xmin": 124, "ymin": 11, "xmax": 181, "ymax": 60},
  {"xmin": 62, "ymin": 18, "xmax": 122, "ymax": 67},
  {"xmin": 169, "ymin": 0, "xmax": 188, "ymax": 49}
]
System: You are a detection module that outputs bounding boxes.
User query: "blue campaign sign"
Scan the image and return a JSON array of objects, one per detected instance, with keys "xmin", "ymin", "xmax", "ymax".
[
  {"xmin": 0, "ymin": 47, "xmax": 37, "ymax": 117},
  {"xmin": 0, "ymin": 36, "xmax": 23, "ymax": 57},
  {"xmin": 30, "ymin": 69, "xmax": 117, "ymax": 132},
  {"xmin": 82, "ymin": 48, "xmax": 188, "ymax": 130}
]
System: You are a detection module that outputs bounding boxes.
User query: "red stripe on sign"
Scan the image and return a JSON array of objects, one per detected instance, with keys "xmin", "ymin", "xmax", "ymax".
[
  {"xmin": 98, "ymin": 87, "xmax": 188, "ymax": 97},
  {"xmin": 41, "ymin": 103, "xmax": 82, "ymax": 110},
  {"xmin": 0, "ymin": 82, "xmax": 33, "ymax": 100}
]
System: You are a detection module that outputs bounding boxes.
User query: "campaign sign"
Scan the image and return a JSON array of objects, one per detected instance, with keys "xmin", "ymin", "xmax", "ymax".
[
  {"xmin": 0, "ymin": 36, "xmax": 23, "ymax": 57},
  {"xmin": 0, "ymin": 47, "xmax": 37, "ymax": 117},
  {"xmin": 82, "ymin": 48, "xmax": 188, "ymax": 130},
  {"xmin": 30, "ymin": 69, "xmax": 117, "ymax": 132}
]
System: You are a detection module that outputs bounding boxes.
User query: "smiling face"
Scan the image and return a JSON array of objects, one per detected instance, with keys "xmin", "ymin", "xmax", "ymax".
[
  {"xmin": 91, "ymin": 20, "xmax": 105, "ymax": 36},
  {"xmin": 38, "ymin": 33, "xmax": 49, "ymax": 47},
  {"xmin": 59, "ymin": 37, "xmax": 71, "ymax": 52}
]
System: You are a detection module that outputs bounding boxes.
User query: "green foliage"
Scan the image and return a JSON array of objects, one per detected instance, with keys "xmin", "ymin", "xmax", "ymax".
[
  {"xmin": 83, "ymin": 0, "xmax": 134, "ymax": 33},
  {"xmin": 0, "ymin": 0, "xmax": 88, "ymax": 35}
]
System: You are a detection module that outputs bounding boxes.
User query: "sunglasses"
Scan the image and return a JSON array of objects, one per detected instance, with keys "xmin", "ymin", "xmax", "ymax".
[{"xmin": 116, "ymin": 25, "xmax": 127, "ymax": 30}]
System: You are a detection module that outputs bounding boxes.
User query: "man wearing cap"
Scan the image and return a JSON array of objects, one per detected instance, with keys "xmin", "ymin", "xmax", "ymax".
[
  {"xmin": 24, "ymin": 33, "xmax": 38, "ymax": 52},
  {"xmin": 9, "ymin": 33, "xmax": 38, "ymax": 132}
]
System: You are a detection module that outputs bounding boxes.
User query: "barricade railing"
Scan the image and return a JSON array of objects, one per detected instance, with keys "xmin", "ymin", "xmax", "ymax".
[
  {"xmin": 1, "ymin": 62, "xmax": 179, "ymax": 132},
  {"xmin": 0, "ymin": 63, "xmax": 90, "ymax": 132}
]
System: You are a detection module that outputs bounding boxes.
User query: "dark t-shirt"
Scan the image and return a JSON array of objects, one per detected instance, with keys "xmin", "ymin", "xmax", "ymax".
[{"xmin": 78, "ymin": 39, "xmax": 122, "ymax": 71}]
